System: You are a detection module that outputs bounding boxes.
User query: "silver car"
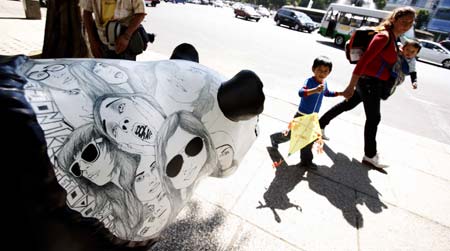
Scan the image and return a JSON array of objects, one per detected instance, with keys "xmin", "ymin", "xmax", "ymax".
[{"xmin": 418, "ymin": 39, "xmax": 450, "ymax": 69}]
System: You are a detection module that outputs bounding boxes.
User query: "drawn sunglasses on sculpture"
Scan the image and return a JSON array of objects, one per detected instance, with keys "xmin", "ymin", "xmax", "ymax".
[
  {"xmin": 8, "ymin": 43, "xmax": 265, "ymax": 242},
  {"xmin": 165, "ymin": 136, "xmax": 204, "ymax": 178},
  {"xmin": 69, "ymin": 137, "xmax": 103, "ymax": 178},
  {"xmin": 28, "ymin": 63, "xmax": 66, "ymax": 81}
]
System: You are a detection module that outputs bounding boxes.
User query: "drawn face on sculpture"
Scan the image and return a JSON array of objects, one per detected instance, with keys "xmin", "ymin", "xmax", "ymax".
[
  {"xmin": 98, "ymin": 96, "xmax": 165, "ymax": 154},
  {"xmin": 139, "ymin": 197, "xmax": 171, "ymax": 237},
  {"xmin": 69, "ymin": 138, "xmax": 115, "ymax": 186},
  {"xmin": 165, "ymin": 127, "xmax": 207, "ymax": 189},
  {"xmin": 155, "ymin": 62, "xmax": 207, "ymax": 104},
  {"xmin": 216, "ymin": 144, "xmax": 234, "ymax": 170},
  {"xmin": 27, "ymin": 64, "xmax": 78, "ymax": 91},
  {"xmin": 134, "ymin": 160, "xmax": 172, "ymax": 237},
  {"xmin": 93, "ymin": 62, "xmax": 128, "ymax": 84},
  {"xmin": 134, "ymin": 161, "xmax": 164, "ymax": 202}
]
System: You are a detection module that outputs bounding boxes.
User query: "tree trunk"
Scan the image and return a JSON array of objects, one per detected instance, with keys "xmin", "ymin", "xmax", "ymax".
[{"xmin": 41, "ymin": 0, "xmax": 88, "ymax": 58}]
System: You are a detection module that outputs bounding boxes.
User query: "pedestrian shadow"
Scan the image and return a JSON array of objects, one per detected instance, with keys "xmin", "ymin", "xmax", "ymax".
[
  {"xmin": 315, "ymin": 40, "xmax": 345, "ymax": 50},
  {"xmin": 0, "ymin": 17, "xmax": 28, "ymax": 20},
  {"xmin": 256, "ymin": 147, "xmax": 305, "ymax": 223},
  {"xmin": 304, "ymin": 144, "xmax": 388, "ymax": 228}
]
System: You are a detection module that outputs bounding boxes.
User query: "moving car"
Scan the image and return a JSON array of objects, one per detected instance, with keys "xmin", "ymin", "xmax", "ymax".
[
  {"xmin": 213, "ymin": 0, "xmax": 224, "ymax": 7},
  {"xmin": 274, "ymin": 8, "xmax": 317, "ymax": 33},
  {"xmin": 145, "ymin": 0, "xmax": 160, "ymax": 7},
  {"xmin": 234, "ymin": 5, "xmax": 261, "ymax": 22},
  {"xmin": 417, "ymin": 39, "xmax": 450, "ymax": 69},
  {"xmin": 257, "ymin": 6, "xmax": 270, "ymax": 18},
  {"xmin": 232, "ymin": 2, "xmax": 243, "ymax": 9},
  {"xmin": 440, "ymin": 40, "xmax": 450, "ymax": 51}
]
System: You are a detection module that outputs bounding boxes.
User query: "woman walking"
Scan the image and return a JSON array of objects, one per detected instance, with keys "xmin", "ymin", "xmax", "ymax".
[{"xmin": 319, "ymin": 7, "xmax": 416, "ymax": 168}]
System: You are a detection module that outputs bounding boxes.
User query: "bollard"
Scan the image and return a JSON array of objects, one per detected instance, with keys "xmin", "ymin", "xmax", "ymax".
[{"xmin": 22, "ymin": 0, "xmax": 42, "ymax": 20}]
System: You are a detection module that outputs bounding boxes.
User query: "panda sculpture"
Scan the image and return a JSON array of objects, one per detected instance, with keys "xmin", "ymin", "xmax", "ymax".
[{"xmin": 0, "ymin": 44, "xmax": 264, "ymax": 251}]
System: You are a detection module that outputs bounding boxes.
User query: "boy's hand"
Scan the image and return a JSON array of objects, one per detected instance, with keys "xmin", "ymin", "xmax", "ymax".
[
  {"xmin": 412, "ymin": 82, "xmax": 418, "ymax": 89},
  {"xmin": 315, "ymin": 84, "xmax": 324, "ymax": 93}
]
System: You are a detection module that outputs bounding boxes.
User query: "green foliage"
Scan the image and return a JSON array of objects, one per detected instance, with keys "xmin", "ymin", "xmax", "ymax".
[
  {"xmin": 373, "ymin": 0, "xmax": 386, "ymax": 9},
  {"xmin": 415, "ymin": 9, "xmax": 430, "ymax": 29},
  {"xmin": 311, "ymin": 0, "xmax": 332, "ymax": 10}
]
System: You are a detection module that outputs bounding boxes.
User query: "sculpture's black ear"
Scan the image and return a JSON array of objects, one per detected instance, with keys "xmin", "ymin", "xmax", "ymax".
[
  {"xmin": 170, "ymin": 43, "xmax": 199, "ymax": 63},
  {"xmin": 218, "ymin": 70, "xmax": 265, "ymax": 122}
]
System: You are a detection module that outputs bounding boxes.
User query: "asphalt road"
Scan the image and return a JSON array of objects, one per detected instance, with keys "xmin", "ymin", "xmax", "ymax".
[{"xmin": 143, "ymin": 2, "xmax": 450, "ymax": 145}]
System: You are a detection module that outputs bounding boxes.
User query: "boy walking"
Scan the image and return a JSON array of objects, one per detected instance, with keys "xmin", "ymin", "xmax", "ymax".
[{"xmin": 270, "ymin": 56, "xmax": 341, "ymax": 169}]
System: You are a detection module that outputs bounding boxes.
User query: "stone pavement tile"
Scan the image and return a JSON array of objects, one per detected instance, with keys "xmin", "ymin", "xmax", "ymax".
[
  {"xmin": 195, "ymin": 145, "xmax": 267, "ymax": 210},
  {"xmin": 231, "ymin": 160, "xmax": 359, "ymax": 251},
  {"xmin": 262, "ymin": 96, "xmax": 298, "ymax": 124},
  {"xmin": 149, "ymin": 197, "xmax": 241, "ymax": 251},
  {"xmin": 228, "ymin": 221, "xmax": 305, "ymax": 251},
  {"xmin": 312, "ymin": 135, "xmax": 450, "ymax": 228},
  {"xmin": 377, "ymin": 124, "xmax": 450, "ymax": 181},
  {"xmin": 0, "ymin": 1, "xmax": 46, "ymax": 56},
  {"xmin": 423, "ymin": 147, "xmax": 450, "ymax": 181},
  {"xmin": 357, "ymin": 193, "xmax": 450, "ymax": 251},
  {"xmin": 381, "ymin": 165, "xmax": 450, "ymax": 228}
]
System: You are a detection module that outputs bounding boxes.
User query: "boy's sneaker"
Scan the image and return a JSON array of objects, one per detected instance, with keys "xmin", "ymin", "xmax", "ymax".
[
  {"xmin": 321, "ymin": 129, "xmax": 329, "ymax": 141},
  {"xmin": 298, "ymin": 161, "xmax": 318, "ymax": 170},
  {"xmin": 362, "ymin": 154, "xmax": 388, "ymax": 169},
  {"xmin": 270, "ymin": 135, "xmax": 278, "ymax": 149}
]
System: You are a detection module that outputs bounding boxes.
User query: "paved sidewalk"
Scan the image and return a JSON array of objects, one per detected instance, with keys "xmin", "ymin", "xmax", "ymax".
[{"xmin": 1, "ymin": 1, "xmax": 450, "ymax": 250}]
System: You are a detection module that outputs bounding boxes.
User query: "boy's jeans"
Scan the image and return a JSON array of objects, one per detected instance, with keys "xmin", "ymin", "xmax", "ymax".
[{"xmin": 271, "ymin": 112, "xmax": 314, "ymax": 164}]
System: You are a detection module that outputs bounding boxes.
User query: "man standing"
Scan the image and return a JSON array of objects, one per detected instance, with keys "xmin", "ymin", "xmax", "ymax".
[{"xmin": 81, "ymin": 0, "xmax": 146, "ymax": 60}]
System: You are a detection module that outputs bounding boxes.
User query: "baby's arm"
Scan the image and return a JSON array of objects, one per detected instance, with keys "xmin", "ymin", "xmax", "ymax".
[
  {"xmin": 410, "ymin": 71, "xmax": 417, "ymax": 89},
  {"xmin": 409, "ymin": 58, "xmax": 417, "ymax": 89}
]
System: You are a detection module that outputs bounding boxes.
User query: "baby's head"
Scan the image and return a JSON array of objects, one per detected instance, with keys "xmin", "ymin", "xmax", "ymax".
[{"xmin": 401, "ymin": 39, "xmax": 421, "ymax": 59}]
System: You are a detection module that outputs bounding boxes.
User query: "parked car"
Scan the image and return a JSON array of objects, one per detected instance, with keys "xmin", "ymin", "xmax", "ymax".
[
  {"xmin": 145, "ymin": 0, "xmax": 160, "ymax": 7},
  {"xmin": 257, "ymin": 6, "xmax": 270, "ymax": 18},
  {"xmin": 213, "ymin": 0, "xmax": 224, "ymax": 7},
  {"xmin": 440, "ymin": 40, "xmax": 450, "ymax": 51},
  {"xmin": 234, "ymin": 5, "xmax": 261, "ymax": 22},
  {"xmin": 232, "ymin": 2, "xmax": 244, "ymax": 10},
  {"xmin": 417, "ymin": 39, "xmax": 450, "ymax": 69},
  {"xmin": 274, "ymin": 8, "xmax": 317, "ymax": 33}
]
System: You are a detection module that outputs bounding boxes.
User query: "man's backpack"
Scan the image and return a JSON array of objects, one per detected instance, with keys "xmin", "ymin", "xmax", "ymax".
[{"xmin": 345, "ymin": 27, "xmax": 388, "ymax": 64}]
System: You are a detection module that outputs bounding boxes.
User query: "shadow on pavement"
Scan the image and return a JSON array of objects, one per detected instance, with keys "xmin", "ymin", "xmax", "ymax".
[
  {"xmin": 305, "ymin": 144, "xmax": 388, "ymax": 228},
  {"xmin": 257, "ymin": 147, "xmax": 304, "ymax": 223},
  {"xmin": 150, "ymin": 200, "xmax": 234, "ymax": 250},
  {"xmin": 0, "ymin": 17, "xmax": 28, "ymax": 20},
  {"xmin": 315, "ymin": 40, "xmax": 344, "ymax": 50}
]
